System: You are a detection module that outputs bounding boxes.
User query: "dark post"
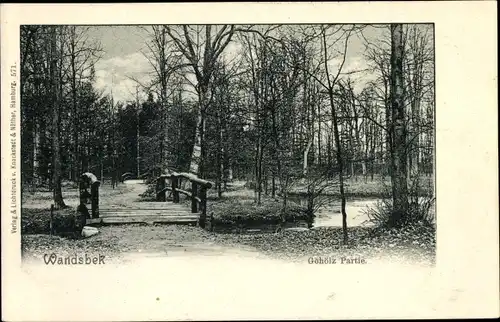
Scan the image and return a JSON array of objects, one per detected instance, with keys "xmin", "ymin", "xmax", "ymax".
[
  {"xmin": 156, "ymin": 176, "xmax": 166, "ymax": 202},
  {"xmin": 209, "ymin": 211, "xmax": 214, "ymax": 232},
  {"xmin": 81, "ymin": 172, "xmax": 100, "ymax": 218},
  {"xmin": 79, "ymin": 177, "xmax": 88, "ymax": 204},
  {"xmin": 172, "ymin": 174, "xmax": 180, "ymax": 203},
  {"xmin": 199, "ymin": 186, "xmax": 207, "ymax": 228},
  {"xmin": 91, "ymin": 181, "xmax": 100, "ymax": 218},
  {"xmin": 191, "ymin": 181, "xmax": 198, "ymax": 213},
  {"xmin": 50, "ymin": 204, "xmax": 54, "ymax": 235}
]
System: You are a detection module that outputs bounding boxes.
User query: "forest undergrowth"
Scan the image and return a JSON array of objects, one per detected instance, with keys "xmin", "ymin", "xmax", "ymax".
[{"xmin": 22, "ymin": 178, "xmax": 435, "ymax": 266}]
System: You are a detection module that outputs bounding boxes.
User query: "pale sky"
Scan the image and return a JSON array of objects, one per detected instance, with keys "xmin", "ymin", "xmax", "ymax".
[{"xmin": 87, "ymin": 25, "xmax": 392, "ymax": 103}]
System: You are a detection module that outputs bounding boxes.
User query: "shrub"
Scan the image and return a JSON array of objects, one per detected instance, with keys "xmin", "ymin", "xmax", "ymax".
[
  {"xmin": 362, "ymin": 198, "xmax": 392, "ymax": 227},
  {"xmin": 61, "ymin": 180, "xmax": 79, "ymax": 189},
  {"xmin": 22, "ymin": 207, "xmax": 84, "ymax": 238},
  {"xmin": 139, "ymin": 183, "xmax": 157, "ymax": 200},
  {"xmin": 362, "ymin": 175, "xmax": 435, "ymax": 228},
  {"xmin": 363, "ymin": 195, "xmax": 435, "ymax": 228},
  {"xmin": 243, "ymin": 180, "xmax": 256, "ymax": 190},
  {"xmin": 408, "ymin": 195, "xmax": 435, "ymax": 225},
  {"xmin": 208, "ymin": 199, "xmax": 310, "ymax": 227}
]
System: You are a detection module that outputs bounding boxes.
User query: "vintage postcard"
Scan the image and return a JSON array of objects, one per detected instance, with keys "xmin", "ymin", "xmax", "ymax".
[{"xmin": 1, "ymin": 2, "xmax": 498, "ymax": 321}]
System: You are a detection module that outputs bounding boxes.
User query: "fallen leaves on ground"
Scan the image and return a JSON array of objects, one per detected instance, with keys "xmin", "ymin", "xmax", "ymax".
[
  {"xmin": 202, "ymin": 223, "xmax": 435, "ymax": 265},
  {"xmin": 22, "ymin": 223, "xmax": 435, "ymax": 266}
]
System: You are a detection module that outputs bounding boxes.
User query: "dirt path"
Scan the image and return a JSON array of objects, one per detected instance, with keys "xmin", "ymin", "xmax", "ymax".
[
  {"xmin": 22, "ymin": 181, "xmax": 366, "ymax": 263},
  {"xmin": 23, "ymin": 180, "xmax": 260, "ymax": 263},
  {"xmin": 100, "ymin": 179, "xmax": 149, "ymax": 207},
  {"xmin": 21, "ymin": 180, "xmax": 434, "ymax": 267},
  {"xmin": 22, "ymin": 224, "xmax": 264, "ymax": 265}
]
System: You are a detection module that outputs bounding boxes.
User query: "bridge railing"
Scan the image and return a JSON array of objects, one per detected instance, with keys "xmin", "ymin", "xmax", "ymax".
[{"xmin": 155, "ymin": 171, "xmax": 213, "ymax": 228}]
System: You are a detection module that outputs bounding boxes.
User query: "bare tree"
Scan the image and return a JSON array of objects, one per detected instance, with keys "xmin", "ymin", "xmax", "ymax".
[
  {"xmin": 363, "ymin": 31, "xmax": 392, "ymax": 176},
  {"xmin": 139, "ymin": 26, "xmax": 185, "ymax": 171},
  {"xmin": 320, "ymin": 25, "xmax": 353, "ymax": 243},
  {"xmin": 276, "ymin": 24, "xmax": 356, "ymax": 243},
  {"xmin": 50, "ymin": 26, "xmax": 66, "ymax": 208},
  {"xmin": 239, "ymin": 28, "xmax": 277, "ymax": 204},
  {"xmin": 389, "ymin": 23, "xmax": 409, "ymax": 227},
  {"xmin": 403, "ymin": 25, "xmax": 434, "ymax": 179},
  {"xmin": 165, "ymin": 25, "xmax": 236, "ymax": 175},
  {"xmin": 66, "ymin": 26, "xmax": 103, "ymax": 180}
]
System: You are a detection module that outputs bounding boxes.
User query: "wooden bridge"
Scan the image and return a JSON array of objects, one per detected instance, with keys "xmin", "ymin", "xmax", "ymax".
[{"xmin": 79, "ymin": 171, "xmax": 213, "ymax": 228}]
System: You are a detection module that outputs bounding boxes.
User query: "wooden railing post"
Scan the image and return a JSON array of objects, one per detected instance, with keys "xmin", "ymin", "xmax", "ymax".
[
  {"xmin": 91, "ymin": 181, "xmax": 100, "ymax": 218},
  {"xmin": 157, "ymin": 170, "xmax": 213, "ymax": 229},
  {"xmin": 156, "ymin": 176, "xmax": 166, "ymax": 201},
  {"xmin": 80, "ymin": 172, "xmax": 100, "ymax": 219},
  {"xmin": 172, "ymin": 174, "xmax": 180, "ymax": 203},
  {"xmin": 199, "ymin": 187, "xmax": 208, "ymax": 228},
  {"xmin": 191, "ymin": 181, "xmax": 198, "ymax": 213},
  {"xmin": 79, "ymin": 178, "xmax": 88, "ymax": 205},
  {"xmin": 50, "ymin": 204, "xmax": 54, "ymax": 235}
]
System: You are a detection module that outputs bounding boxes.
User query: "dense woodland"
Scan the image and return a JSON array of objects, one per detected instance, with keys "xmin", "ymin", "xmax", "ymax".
[{"xmin": 21, "ymin": 24, "xmax": 434, "ymax": 229}]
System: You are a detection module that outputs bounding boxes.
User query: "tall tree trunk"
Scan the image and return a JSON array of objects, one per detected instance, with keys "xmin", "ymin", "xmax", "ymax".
[
  {"xmin": 40, "ymin": 120, "xmax": 49, "ymax": 185},
  {"xmin": 303, "ymin": 137, "xmax": 313, "ymax": 176},
  {"xmin": 370, "ymin": 124, "xmax": 376, "ymax": 181},
  {"xmin": 258, "ymin": 142, "xmax": 265, "ymax": 203},
  {"xmin": 271, "ymin": 174, "xmax": 276, "ymax": 198},
  {"xmin": 110, "ymin": 96, "xmax": 117, "ymax": 189},
  {"xmin": 33, "ymin": 122, "xmax": 40, "ymax": 189},
  {"xmin": 389, "ymin": 24, "xmax": 409, "ymax": 227},
  {"xmin": 189, "ymin": 85, "xmax": 207, "ymax": 175},
  {"xmin": 135, "ymin": 86, "xmax": 141, "ymax": 177},
  {"xmin": 50, "ymin": 26, "xmax": 65, "ymax": 208},
  {"xmin": 408, "ymin": 53, "xmax": 423, "ymax": 179},
  {"xmin": 254, "ymin": 136, "xmax": 263, "ymax": 205},
  {"xmin": 100, "ymin": 159, "xmax": 104, "ymax": 182},
  {"xmin": 216, "ymin": 111, "xmax": 223, "ymax": 198},
  {"xmin": 321, "ymin": 27, "xmax": 348, "ymax": 244},
  {"xmin": 160, "ymin": 27, "xmax": 169, "ymax": 169},
  {"xmin": 384, "ymin": 80, "xmax": 391, "ymax": 177},
  {"xmin": 329, "ymin": 91, "xmax": 348, "ymax": 243},
  {"xmin": 223, "ymin": 147, "xmax": 232, "ymax": 189},
  {"xmin": 302, "ymin": 53, "xmax": 313, "ymax": 175},
  {"xmin": 70, "ymin": 27, "xmax": 79, "ymax": 181},
  {"xmin": 317, "ymin": 97, "xmax": 322, "ymax": 165}
]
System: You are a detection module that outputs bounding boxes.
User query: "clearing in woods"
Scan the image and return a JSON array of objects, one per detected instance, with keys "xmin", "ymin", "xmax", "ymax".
[
  {"xmin": 21, "ymin": 179, "xmax": 435, "ymax": 266},
  {"xmin": 22, "ymin": 179, "xmax": 262, "ymax": 263}
]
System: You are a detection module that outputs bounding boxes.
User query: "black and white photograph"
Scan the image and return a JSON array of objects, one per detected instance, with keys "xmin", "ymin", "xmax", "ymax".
[
  {"xmin": 2, "ymin": 2, "xmax": 498, "ymax": 321},
  {"xmin": 19, "ymin": 23, "xmax": 437, "ymax": 264}
]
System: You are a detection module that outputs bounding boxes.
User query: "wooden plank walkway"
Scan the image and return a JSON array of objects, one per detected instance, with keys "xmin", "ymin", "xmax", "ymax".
[
  {"xmin": 87, "ymin": 205, "xmax": 199, "ymax": 225},
  {"xmin": 85, "ymin": 180, "xmax": 200, "ymax": 226}
]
